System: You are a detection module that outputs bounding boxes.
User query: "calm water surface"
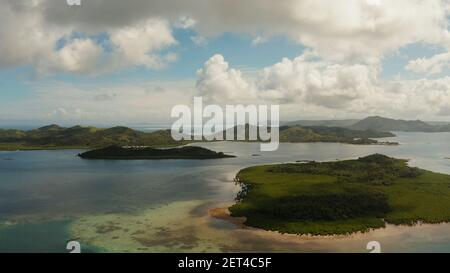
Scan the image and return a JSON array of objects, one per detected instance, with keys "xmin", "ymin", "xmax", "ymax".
[{"xmin": 0, "ymin": 132, "xmax": 449, "ymax": 252}]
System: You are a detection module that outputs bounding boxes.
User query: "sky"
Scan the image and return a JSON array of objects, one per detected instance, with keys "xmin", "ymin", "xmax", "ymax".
[{"xmin": 1, "ymin": 0, "xmax": 450, "ymax": 127}]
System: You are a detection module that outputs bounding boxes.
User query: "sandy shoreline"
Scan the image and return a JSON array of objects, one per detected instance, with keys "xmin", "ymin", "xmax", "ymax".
[
  {"xmin": 208, "ymin": 204, "xmax": 371, "ymax": 241},
  {"xmin": 208, "ymin": 202, "xmax": 450, "ymax": 253}
]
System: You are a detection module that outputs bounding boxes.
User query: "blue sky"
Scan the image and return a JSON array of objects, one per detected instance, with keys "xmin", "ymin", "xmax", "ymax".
[
  {"xmin": 0, "ymin": 29, "xmax": 303, "ymax": 103},
  {"xmin": 0, "ymin": 28, "xmax": 308, "ymax": 126},
  {"xmin": 1, "ymin": 0, "xmax": 450, "ymax": 127}
]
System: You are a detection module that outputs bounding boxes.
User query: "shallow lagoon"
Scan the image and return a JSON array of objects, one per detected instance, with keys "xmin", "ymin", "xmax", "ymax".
[{"xmin": 0, "ymin": 132, "xmax": 449, "ymax": 252}]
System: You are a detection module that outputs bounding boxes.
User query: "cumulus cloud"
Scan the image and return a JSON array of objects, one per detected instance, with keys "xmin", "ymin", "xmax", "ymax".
[
  {"xmin": 3, "ymin": 53, "xmax": 450, "ymax": 123},
  {"xmin": 196, "ymin": 54, "xmax": 257, "ymax": 103},
  {"xmin": 2, "ymin": 0, "xmax": 449, "ymax": 75},
  {"xmin": 196, "ymin": 54, "xmax": 450, "ymax": 119},
  {"xmin": 406, "ymin": 52, "xmax": 450, "ymax": 75},
  {"xmin": 0, "ymin": 1, "xmax": 63, "ymax": 69},
  {"xmin": 49, "ymin": 0, "xmax": 450, "ymax": 62},
  {"xmin": 197, "ymin": 53, "xmax": 379, "ymax": 108},
  {"xmin": 2, "ymin": 0, "xmax": 450, "ymax": 121},
  {"xmin": 281, "ymin": 0, "xmax": 450, "ymax": 63},
  {"xmin": 53, "ymin": 39, "xmax": 104, "ymax": 74},
  {"xmin": 0, "ymin": 1, "xmax": 106, "ymax": 75},
  {"xmin": 0, "ymin": 0, "xmax": 177, "ymax": 75},
  {"xmin": 109, "ymin": 19, "xmax": 177, "ymax": 69},
  {"xmin": 256, "ymin": 53, "xmax": 379, "ymax": 108}
]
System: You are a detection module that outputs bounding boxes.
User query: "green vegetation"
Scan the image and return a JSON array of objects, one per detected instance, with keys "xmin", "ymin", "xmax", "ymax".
[
  {"xmin": 350, "ymin": 116, "xmax": 450, "ymax": 132},
  {"xmin": 225, "ymin": 124, "xmax": 397, "ymax": 145},
  {"xmin": 279, "ymin": 125, "xmax": 397, "ymax": 145},
  {"xmin": 230, "ymin": 154, "xmax": 450, "ymax": 235},
  {"xmin": 284, "ymin": 119, "xmax": 360, "ymax": 128},
  {"xmin": 0, "ymin": 125, "xmax": 189, "ymax": 150},
  {"xmin": 78, "ymin": 145, "xmax": 235, "ymax": 160},
  {"xmin": 0, "ymin": 123, "xmax": 398, "ymax": 151}
]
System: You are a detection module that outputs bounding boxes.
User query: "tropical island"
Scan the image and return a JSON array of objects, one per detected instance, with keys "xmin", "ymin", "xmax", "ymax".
[
  {"xmin": 78, "ymin": 145, "xmax": 235, "ymax": 160},
  {"xmin": 229, "ymin": 154, "xmax": 450, "ymax": 235}
]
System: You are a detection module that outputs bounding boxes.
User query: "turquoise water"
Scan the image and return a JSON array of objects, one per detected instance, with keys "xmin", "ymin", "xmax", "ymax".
[
  {"xmin": 0, "ymin": 220, "xmax": 99, "ymax": 253},
  {"xmin": 0, "ymin": 220, "xmax": 71, "ymax": 253},
  {"xmin": 0, "ymin": 132, "xmax": 449, "ymax": 252}
]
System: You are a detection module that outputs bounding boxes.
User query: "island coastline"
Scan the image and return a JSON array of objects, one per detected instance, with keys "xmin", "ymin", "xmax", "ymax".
[{"xmin": 215, "ymin": 154, "xmax": 450, "ymax": 237}]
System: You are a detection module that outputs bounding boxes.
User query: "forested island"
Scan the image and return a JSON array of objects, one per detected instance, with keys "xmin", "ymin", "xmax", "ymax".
[
  {"xmin": 230, "ymin": 154, "xmax": 450, "ymax": 235},
  {"xmin": 78, "ymin": 145, "xmax": 235, "ymax": 160}
]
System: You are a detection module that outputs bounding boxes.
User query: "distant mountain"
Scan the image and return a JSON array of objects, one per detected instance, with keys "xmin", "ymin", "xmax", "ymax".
[
  {"xmin": 0, "ymin": 125, "xmax": 188, "ymax": 150},
  {"xmin": 349, "ymin": 116, "xmax": 450, "ymax": 132},
  {"xmin": 284, "ymin": 119, "xmax": 359, "ymax": 128}
]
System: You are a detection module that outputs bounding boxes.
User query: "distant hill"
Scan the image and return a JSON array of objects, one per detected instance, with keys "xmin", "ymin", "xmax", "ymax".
[
  {"xmin": 349, "ymin": 116, "xmax": 450, "ymax": 132},
  {"xmin": 284, "ymin": 119, "xmax": 359, "ymax": 128},
  {"xmin": 0, "ymin": 125, "xmax": 188, "ymax": 150},
  {"xmin": 222, "ymin": 124, "xmax": 396, "ymax": 145},
  {"xmin": 0, "ymin": 123, "xmax": 399, "ymax": 151},
  {"xmin": 279, "ymin": 126, "xmax": 396, "ymax": 145}
]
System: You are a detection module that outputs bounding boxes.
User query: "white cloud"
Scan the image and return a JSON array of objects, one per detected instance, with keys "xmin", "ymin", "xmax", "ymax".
[
  {"xmin": 175, "ymin": 16, "xmax": 196, "ymax": 29},
  {"xmin": 251, "ymin": 36, "xmax": 268, "ymax": 46},
  {"xmin": 53, "ymin": 38, "xmax": 104, "ymax": 74},
  {"xmin": 196, "ymin": 54, "xmax": 450, "ymax": 119},
  {"xmin": 256, "ymin": 53, "xmax": 378, "ymax": 108},
  {"xmin": 196, "ymin": 54, "xmax": 257, "ymax": 103},
  {"xmin": 109, "ymin": 19, "xmax": 177, "ymax": 69},
  {"xmin": 2, "ymin": 0, "xmax": 448, "ymax": 75},
  {"xmin": 0, "ymin": 1, "xmax": 177, "ymax": 75},
  {"xmin": 197, "ymin": 53, "xmax": 379, "ymax": 109},
  {"xmin": 1, "ymin": 0, "xmax": 450, "ymax": 121},
  {"xmin": 406, "ymin": 52, "xmax": 450, "ymax": 75},
  {"xmin": 190, "ymin": 36, "xmax": 208, "ymax": 47},
  {"xmin": 3, "ymin": 54, "xmax": 450, "ymax": 123},
  {"xmin": 0, "ymin": 1, "xmax": 64, "ymax": 69},
  {"xmin": 280, "ymin": 0, "xmax": 450, "ymax": 63}
]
